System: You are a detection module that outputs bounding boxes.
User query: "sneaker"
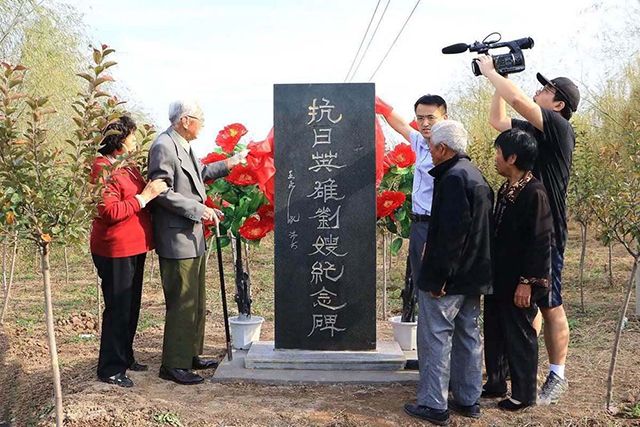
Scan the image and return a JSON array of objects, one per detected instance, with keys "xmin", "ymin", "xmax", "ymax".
[
  {"xmin": 404, "ymin": 403, "xmax": 449, "ymax": 425},
  {"xmin": 537, "ymin": 371, "xmax": 568, "ymax": 405}
]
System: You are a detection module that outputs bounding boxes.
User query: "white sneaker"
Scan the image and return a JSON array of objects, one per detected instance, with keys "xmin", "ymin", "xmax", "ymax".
[{"xmin": 537, "ymin": 371, "xmax": 568, "ymax": 405}]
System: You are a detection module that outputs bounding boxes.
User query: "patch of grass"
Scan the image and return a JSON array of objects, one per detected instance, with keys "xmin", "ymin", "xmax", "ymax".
[
  {"xmin": 622, "ymin": 402, "xmax": 640, "ymax": 419},
  {"xmin": 153, "ymin": 411, "xmax": 183, "ymax": 426},
  {"xmin": 138, "ymin": 313, "xmax": 162, "ymax": 332},
  {"xmin": 567, "ymin": 317, "xmax": 580, "ymax": 331}
]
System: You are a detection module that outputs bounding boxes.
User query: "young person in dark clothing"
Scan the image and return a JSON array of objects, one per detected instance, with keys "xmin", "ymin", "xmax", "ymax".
[
  {"xmin": 477, "ymin": 55, "xmax": 580, "ymax": 404},
  {"xmin": 483, "ymin": 129, "xmax": 553, "ymax": 411}
]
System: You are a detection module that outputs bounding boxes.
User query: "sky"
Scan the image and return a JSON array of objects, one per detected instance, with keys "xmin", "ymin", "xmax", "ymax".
[{"xmin": 64, "ymin": 0, "xmax": 637, "ymax": 157}]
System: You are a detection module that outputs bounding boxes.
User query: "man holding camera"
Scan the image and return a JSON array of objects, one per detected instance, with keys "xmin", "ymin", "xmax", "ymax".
[{"xmin": 477, "ymin": 56, "xmax": 580, "ymax": 405}]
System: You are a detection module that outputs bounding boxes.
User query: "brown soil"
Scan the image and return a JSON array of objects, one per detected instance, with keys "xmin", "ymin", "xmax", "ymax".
[{"xmin": 1, "ymin": 224, "xmax": 639, "ymax": 426}]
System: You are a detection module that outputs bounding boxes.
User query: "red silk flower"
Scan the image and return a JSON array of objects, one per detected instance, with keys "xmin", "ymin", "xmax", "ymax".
[
  {"xmin": 377, "ymin": 191, "xmax": 406, "ymax": 219},
  {"xmin": 387, "ymin": 143, "xmax": 416, "ymax": 168},
  {"xmin": 201, "ymin": 151, "xmax": 227, "ymax": 165},
  {"xmin": 215, "ymin": 123, "xmax": 247, "ymax": 153},
  {"xmin": 203, "ymin": 196, "xmax": 224, "ymax": 239},
  {"xmin": 257, "ymin": 204, "xmax": 274, "ymax": 222},
  {"xmin": 239, "ymin": 216, "xmax": 271, "ymax": 240},
  {"xmin": 226, "ymin": 164, "xmax": 258, "ymax": 186}
]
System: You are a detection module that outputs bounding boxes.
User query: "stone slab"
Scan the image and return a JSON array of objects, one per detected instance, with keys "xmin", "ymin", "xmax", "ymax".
[
  {"xmin": 244, "ymin": 340, "xmax": 404, "ymax": 371},
  {"xmin": 212, "ymin": 346, "xmax": 419, "ymax": 385}
]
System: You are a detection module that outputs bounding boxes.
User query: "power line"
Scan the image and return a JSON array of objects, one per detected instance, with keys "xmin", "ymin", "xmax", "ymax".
[
  {"xmin": 368, "ymin": 0, "xmax": 421, "ymax": 81},
  {"xmin": 348, "ymin": 0, "xmax": 392, "ymax": 82},
  {"xmin": 343, "ymin": 0, "xmax": 382, "ymax": 82}
]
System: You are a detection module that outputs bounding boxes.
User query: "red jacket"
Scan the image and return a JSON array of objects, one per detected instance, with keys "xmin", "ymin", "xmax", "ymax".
[{"xmin": 90, "ymin": 157, "xmax": 154, "ymax": 257}]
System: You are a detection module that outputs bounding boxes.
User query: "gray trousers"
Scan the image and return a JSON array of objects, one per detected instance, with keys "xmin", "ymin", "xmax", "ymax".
[
  {"xmin": 409, "ymin": 221, "xmax": 429, "ymax": 285},
  {"xmin": 417, "ymin": 290, "xmax": 482, "ymax": 410}
]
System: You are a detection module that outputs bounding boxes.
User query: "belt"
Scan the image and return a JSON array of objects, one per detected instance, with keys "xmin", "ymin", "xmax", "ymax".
[{"xmin": 409, "ymin": 213, "xmax": 431, "ymax": 222}]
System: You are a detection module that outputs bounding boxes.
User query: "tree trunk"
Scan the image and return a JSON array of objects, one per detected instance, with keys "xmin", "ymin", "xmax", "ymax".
[
  {"xmin": 95, "ymin": 268, "xmax": 102, "ymax": 334},
  {"xmin": 605, "ymin": 258, "xmax": 639, "ymax": 412},
  {"xmin": 608, "ymin": 241, "xmax": 614, "ymax": 287},
  {"xmin": 578, "ymin": 222, "xmax": 587, "ymax": 312},
  {"xmin": 0, "ymin": 236, "xmax": 18, "ymax": 324},
  {"xmin": 40, "ymin": 243, "xmax": 64, "ymax": 426},
  {"xmin": 63, "ymin": 247, "xmax": 69, "ymax": 287},
  {"xmin": 35, "ymin": 246, "xmax": 39, "ymax": 273},
  {"xmin": 381, "ymin": 232, "xmax": 388, "ymax": 321},
  {"xmin": 2, "ymin": 240, "xmax": 6, "ymax": 293}
]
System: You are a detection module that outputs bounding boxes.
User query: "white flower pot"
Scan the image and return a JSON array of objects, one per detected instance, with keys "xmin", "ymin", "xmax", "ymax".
[
  {"xmin": 389, "ymin": 315, "xmax": 417, "ymax": 351},
  {"xmin": 229, "ymin": 315, "xmax": 264, "ymax": 350}
]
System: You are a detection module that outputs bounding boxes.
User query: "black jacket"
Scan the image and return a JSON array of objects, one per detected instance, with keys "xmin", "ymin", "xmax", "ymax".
[
  {"xmin": 493, "ymin": 176, "xmax": 552, "ymax": 300},
  {"xmin": 417, "ymin": 154, "xmax": 494, "ymax": 295}
]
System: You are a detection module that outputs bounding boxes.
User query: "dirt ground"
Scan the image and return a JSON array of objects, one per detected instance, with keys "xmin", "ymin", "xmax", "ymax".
[{"xmin": 1, "ymin": 222, "xmax": 640, "ymax": 426}]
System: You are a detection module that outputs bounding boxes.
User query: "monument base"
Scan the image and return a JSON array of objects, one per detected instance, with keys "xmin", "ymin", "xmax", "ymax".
[
  {"xmin": 245, "ymin": 340, "xmax": 405, "ymax": 371},
  {"xmin": 212, "ymin": 343, "xmax": 418, "ymax": 385}
]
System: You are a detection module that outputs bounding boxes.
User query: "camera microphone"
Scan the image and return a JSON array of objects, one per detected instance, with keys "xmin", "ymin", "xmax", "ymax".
[{"xmin": 441, "ymin": 43, "xmax": 470, "ymax": 54}]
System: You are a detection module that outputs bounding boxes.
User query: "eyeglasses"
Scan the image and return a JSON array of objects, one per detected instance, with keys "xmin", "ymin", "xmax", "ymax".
[
  {"xmin": 185, "ymin": 115, "xmax": 205, "ymax": 125},
  {"xmin": 415, "ymin": 114, "xmax": 443, "ymax": 124},
  {"xmin": 536, "ymin": 85, "xmax": 556, "ymax": 95}
]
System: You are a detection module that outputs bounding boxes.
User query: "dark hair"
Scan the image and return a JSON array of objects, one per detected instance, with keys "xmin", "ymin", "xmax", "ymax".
[
  {"xmin": 414, "ymin": 94, "xmax": 447, "ymax": 113},
  {"xmin": 493, "ymin": 128, "xmax": 538, "ymax": 171},
  {"xmin": 98, "ymin": 115, "xmax": 137, "ymax": 155},
  {"xmin": 553, "ymin": 93, "xmax": 573, "ymax": 120}
]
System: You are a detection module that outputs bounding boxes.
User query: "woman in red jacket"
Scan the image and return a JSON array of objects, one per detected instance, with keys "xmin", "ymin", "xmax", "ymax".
[{"xmin": 90, "ymin": 116, "xmax": 167, "ymax": 387}]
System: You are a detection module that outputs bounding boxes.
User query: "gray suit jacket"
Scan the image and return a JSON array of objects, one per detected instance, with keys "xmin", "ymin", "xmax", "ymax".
[{"xmin": 148, "ymin": 129, "xmax": 229, "ymax": 259}]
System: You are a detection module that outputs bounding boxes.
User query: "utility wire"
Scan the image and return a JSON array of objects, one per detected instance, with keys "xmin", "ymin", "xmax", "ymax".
[
  {"xmin": 343, "ymin": 0, "xmax": 383, "ymax": 82},
  {"xmin": 348, "ymin": 0, "xmax": 392, "ymax": 82},
  {"xmin": 368, "ymin": 0, "xmax": 421, "ymax": 81}
]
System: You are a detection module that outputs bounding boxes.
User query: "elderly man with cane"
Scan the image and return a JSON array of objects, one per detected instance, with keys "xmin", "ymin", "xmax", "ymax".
[{"xmin": 148, "ymin": 99, "xmax": 246, "ymax": 385}]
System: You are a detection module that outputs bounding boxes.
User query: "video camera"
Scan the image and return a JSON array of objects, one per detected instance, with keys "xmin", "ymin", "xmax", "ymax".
[{"xmin": 442, "ymin": 32, "xmax": 534, "ymax": 77}]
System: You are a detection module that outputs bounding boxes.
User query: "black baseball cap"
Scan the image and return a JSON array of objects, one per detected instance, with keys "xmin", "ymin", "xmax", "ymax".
[{"xmin": 536, "ymin": 73, "xmax": 580, "ymax": 112}]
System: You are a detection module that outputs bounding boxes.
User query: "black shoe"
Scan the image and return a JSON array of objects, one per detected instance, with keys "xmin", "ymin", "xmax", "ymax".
[
  {"xmin": 498, "ymin": 398, "xmax": 531, "ymax": 411},
  {"xmin": 129, "ymin": 361, "xmax": 148, "ymax": 372},
  {"xmin": 99, "ymin": 372, "xmax": 134, "ymax": 388},
  {"xmin": 448, "ymin": 400, "xmax": 481, "ymax": 418},
  {"xmin": 481, "ymin": 383, "xmax": 507, "ymax": 398},
  {"xmin": 404, "ymin": 403, "xmax": 449, "ymax": 425},
  {"xmin": 192, "ymin": 356, "xmax": 218, "ymax": 370},
  {"xmin": 404, "ymin": 359, "xmax": 419, "ymax": 370},
  {"xmin": 159, "ymin": 366, "xmax": 204, "ymax": 385}
]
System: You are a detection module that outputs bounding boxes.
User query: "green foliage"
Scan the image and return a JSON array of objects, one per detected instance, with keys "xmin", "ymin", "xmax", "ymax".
[
  {"xmin": 450, "ymin": 78, "xmax": 502, "ymax": 189},
  {"xmin": 153, "ymin": 411, "xmax": 183, "ymax": 427}
]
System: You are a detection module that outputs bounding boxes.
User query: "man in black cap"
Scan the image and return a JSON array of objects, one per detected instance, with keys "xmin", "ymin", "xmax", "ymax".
[{"xmin": 477, "ymin": 56, "xmax": 580, "ymax": 405}]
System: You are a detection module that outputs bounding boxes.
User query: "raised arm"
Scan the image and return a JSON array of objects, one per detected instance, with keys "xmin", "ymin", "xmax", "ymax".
[
  {"xmin": 376, "ymin": 96, "xmax": 413, "ymax": 143},
  {"xmin": 477, "ymin": 55, "xmax": 543, "ymax": 131}
]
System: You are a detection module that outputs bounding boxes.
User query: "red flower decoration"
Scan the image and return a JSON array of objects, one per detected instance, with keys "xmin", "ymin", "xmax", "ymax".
[
  {"xmin": 409, "ymin": 120, "xmax": 419, "ymax": 131},
  {"xmin": 239, "ymin": 216, "xmax": 271, "ymax": 240},
  {"xmin": 257, "ymin": 204, "xmax": 274, "ymax": 222},
  {"xmin": 202, "ymin": 151, "xmax": 227, "ymax": 165},
  {"xmin": 386, "ymin": 143, "xmax": 416, "ymax": 168},
  {"xmin": 376, "ymin": 191, "xmax": 406, "ymax": 219},
  {"xmin": 226, "ymin": 164, "xmax": 258, "ymax": 186},
  {"xmin": 215, "ymin": 123, "xmax": 247, "ymax": 153}
]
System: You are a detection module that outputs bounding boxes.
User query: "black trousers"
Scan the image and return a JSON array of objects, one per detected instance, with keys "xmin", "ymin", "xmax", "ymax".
[
  {"xmin": 92, "ymin": 253, "xmax": 146, "ymax": 378},
  {"xmin": 483, "ymin": 295, "xmax": 539, "ymax": 405}
]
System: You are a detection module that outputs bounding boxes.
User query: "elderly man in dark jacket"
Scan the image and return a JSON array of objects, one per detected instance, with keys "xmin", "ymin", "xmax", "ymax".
[{"xmin": 404, "ymin": 120, "xmax": 494, "ymax": 425}]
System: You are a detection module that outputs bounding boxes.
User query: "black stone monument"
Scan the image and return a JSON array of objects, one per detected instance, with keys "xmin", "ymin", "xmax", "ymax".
[{"xmin": 274, "ymin": 83, "xmax": 376, "ymax": 351}]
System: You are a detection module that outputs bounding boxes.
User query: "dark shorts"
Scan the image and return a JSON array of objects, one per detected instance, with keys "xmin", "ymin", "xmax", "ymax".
[{"xmin": 537, "ymin": 245, "xmax": 564, "ymax": 308}]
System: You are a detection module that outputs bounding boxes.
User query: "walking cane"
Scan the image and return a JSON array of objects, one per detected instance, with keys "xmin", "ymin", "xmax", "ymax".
[{"xmin": 214, "ymin": 219, "xmax": 233, "ymax": 361}]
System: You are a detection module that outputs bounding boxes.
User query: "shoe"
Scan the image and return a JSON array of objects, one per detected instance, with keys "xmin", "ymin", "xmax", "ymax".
[
  {"xmin": 537, "ymin": 371, "xmax": 568, "ymax": 405},
  {"xmin": 481, "ymin": 383, "xmax": 507, "ymax": 398},
  {"xmin": 99, "ymin": 372, "xmax": 134, "ymax": 388},
  {"xmin": 192, "ymin": 356, "xmax": 218, "ymax": 370},
  {"xmin": 403, "ymin": 403, "xmax": 449, "ymax": 425},
  {"xmin": 159, "ymin": 366, "xmax": 204, "ymax": 385},
  {"xmin": 448, "ymin": 400, "xmax": 480, "ymax": 418},
  {"xmin": 129, "ymin": 361, "xmax": 148, "ymax": 372},
  {"xmin": 404, "ymin": 359, "xmax": 419, "ymax": 370},
  {"xmin": 498, "ymin": 398, "xmax": 531, "ymax": 411}
]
